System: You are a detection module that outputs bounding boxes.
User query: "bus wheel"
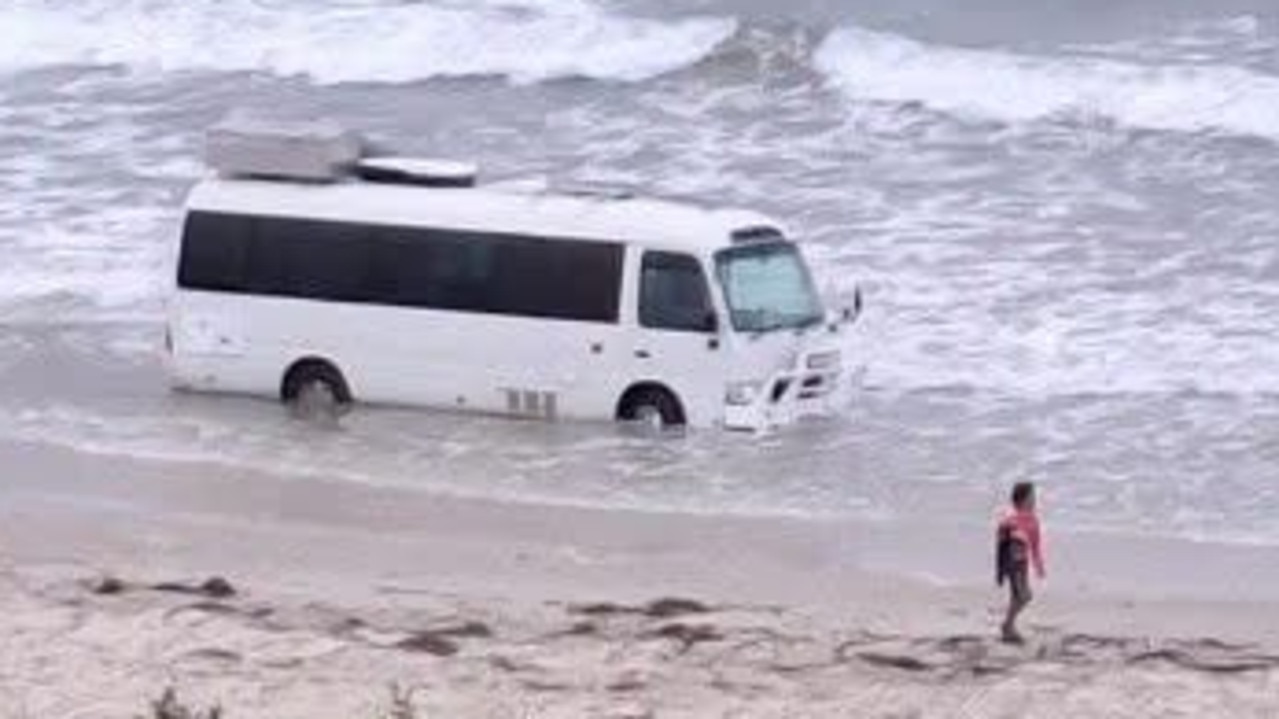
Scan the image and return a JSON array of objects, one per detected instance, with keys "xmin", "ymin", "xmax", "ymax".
[
  {"xmin": 282, "ymin": 360, "xmax": 353, "ymax": 419},
  {"xmin": 618, "ymin": 386, "xmax": 685, "ymax": 429}
]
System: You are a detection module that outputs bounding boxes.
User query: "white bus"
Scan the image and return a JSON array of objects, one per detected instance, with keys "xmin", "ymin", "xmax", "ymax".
[{"xmin": 167, "ymin": 128, "xmax": 858, "ymax": 430}]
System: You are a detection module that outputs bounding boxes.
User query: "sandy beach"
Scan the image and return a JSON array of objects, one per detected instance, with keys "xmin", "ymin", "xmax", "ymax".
[
  {"xmin": 1, "ymin": 437, "xmax": 1276, "ymax": 718},
  {"xmin": 3, "ymin": 0, "xmax": 1279, "ymax": 714}
]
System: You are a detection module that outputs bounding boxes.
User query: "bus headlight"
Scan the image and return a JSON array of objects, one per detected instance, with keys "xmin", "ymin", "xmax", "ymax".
[
  {"xmin": 806, "ymin": 350, "xmax": 841, "ymax": 371},
  {"xmin": 726, "ymin": 380, "xmax": 764, "ymax": 406}
]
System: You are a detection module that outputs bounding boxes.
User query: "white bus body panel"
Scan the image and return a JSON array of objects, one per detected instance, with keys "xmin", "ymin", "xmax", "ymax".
[
  {"xmin": 170, "ymin": 293, "xmax": 638, "ymax": 421},
  {"xmin": 167, "ymin": 178, "xmax": 848, "ymax": 430}
]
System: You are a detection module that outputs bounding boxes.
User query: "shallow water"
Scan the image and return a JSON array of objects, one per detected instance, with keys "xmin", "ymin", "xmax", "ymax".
[{"xmin": 1, "ymin": 0, "xmax": 1277, "ymax": 545}]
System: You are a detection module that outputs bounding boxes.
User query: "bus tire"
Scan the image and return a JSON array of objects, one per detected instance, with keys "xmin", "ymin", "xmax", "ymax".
[
  {"xmin": 282, "ymin": 359, "xmax": 353, "ymax": 416},
  {"xmin": 617, "ymin": 385, "xmax": 685, "ymax": 429}
]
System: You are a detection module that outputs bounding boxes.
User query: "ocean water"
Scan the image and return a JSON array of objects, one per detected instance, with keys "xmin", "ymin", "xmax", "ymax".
[{"xmin": 1, "ymin": 0, "xmax": 1278, "ymax": 546}]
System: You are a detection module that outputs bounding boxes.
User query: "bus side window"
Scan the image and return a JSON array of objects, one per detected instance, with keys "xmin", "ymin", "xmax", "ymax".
[
  {"xmin": 177, "ymin": 212, "xmax": 251, "ymax": 292},
  {"xmin": 639, "ymin": 251, "xmax": 716, "ymax": 333}
]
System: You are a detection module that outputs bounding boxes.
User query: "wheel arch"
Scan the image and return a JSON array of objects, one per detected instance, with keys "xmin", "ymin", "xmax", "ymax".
[
  {"xmin": 615, "ymin": 381, "xmax": 687, "ymax": 425},
  {"xmin": 280, "ymin": 356, "xmax": 353, "ymax": 403}
]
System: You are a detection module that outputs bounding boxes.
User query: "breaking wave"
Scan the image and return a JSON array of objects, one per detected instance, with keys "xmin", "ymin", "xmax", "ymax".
[
  {"xmin": 0, "ymin": 0, "xmax": 736, "ymax": 85},
  {"xmin": 815, "ymin": 25, "xmax": 1279, "ymax": 141}
]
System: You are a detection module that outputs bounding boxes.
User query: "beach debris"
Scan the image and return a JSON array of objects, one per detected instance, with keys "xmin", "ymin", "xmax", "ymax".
[
  {"xmin": 200, "ymin": 576, "xmax": 237, "ymax": 598},
  {"xmin": 643, "ymin": 597, "xmax": 711, "ymax": 618},
  {"xmin": 1060, "ymin": 632, "xmax": 1131, "ymax": 654},
  {"xmin": 181, "ymin": 647, "xmax": 243, "ymax": 664},
  {"xmin": 605, "ymin": 670, "xmax": 649, "ymax": 693},
  {"xmin": 567, "ymin": 601, "xmax": 632, "ymax": 616},
  {"xmin": 520, "ymin": 678, "xmax": 573, "ymax": 693},
  {"xmin": 488, "ymin": 654, "xmax": 548, "ymax": 674},
  {"xmin": 390, "ymin": 619, "xmax": 493, "ymax": 656},
  {"xmin": 91, "ymin": 575, "xmax": 128, "ymax": 595},
  {"xmin": 164, "ymin": 600, "xmax": 244, "ymax": 621},
  {"xmin": 489, "ymin": 655, "xmax": 520, "ymax": 672},
  {"xmin": 151, "ymin": 576, "xmax": 238, "ymax": 600},
  {"xmin": 832, "ymin": 631, "xmax": 892, "ymax": 655},
  {"xmin": 427, "ymin": 619, "xmax": 494, "ymax": 639},
  {"xmin": 856, "ymin": 651, "xmax": 933, "ymax": 672},
  {"xmin": 604, "ymin": 706, "xmax": 655, "ymax": 719},
  {"xmin": 936, "ymin": 634, "xmax": 987, "ymax": 652},
  {"xmin": 142, "ymin": 687, "xmax": 223, "ymax": 719},
  {"xmin": 394, "ymin": 631, "xmax": 461, "ymax": 656},
  {"xmin": 563, "ymin": 620, "xmax": 600, "ymax": 636},
  {"xmin": 540, "ymin": 619, "xmax": 602, "ymax": 641},
  {"xmin": 1128, "ymin": 647, "xmax": 1279, "ymax": 674},
  {"xmin": 643, "ymin": 622, "xmax": 724, "ymax": 652},
  {"xmin": 87, "ymin": 574, "xmax": 239, "ymax": 601},
  {"xmin": 1187, "ymin": 637, "xmax": 1252, "ymax": 651},
  {"xmin": 332, "ymin": 615, "xmax": 368, "ymax": 634},
  {"xmin": 381, "ymin": 683, "xmax": 423, "ymax": 719},
  {"xmin": 708, "ymin": 673, "xmax": 774, "ymax": 697},
  {"xmin": 825, "ymin": 630, "xmax": 1279, "ymax": 678},
  {"xmin": 566, "ymin": 596, "xmax": 712, "ymax": 619}
]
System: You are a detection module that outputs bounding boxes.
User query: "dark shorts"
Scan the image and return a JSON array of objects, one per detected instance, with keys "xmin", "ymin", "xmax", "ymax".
[
  {"xmin": 1007, "ymin": 560, "xmax": 1032, "ymax": 604},
  {"xmin": 997, "ymin": 533, "xmax": 1033, "ymax": 604}
]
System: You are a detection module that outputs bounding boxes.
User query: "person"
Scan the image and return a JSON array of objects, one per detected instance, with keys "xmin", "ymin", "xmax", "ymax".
[{"xmin": 995, "ymin": 481, "xmax": 1045, "ymax": 643}]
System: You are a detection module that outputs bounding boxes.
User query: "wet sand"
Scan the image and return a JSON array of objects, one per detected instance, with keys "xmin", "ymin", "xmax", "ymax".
[{"xmin": 1, "ymin": 438, "xmax": 1277, "ymax": 717}]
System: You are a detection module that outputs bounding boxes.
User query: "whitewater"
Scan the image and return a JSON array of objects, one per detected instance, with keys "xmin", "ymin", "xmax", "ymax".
[{"xmin": 1, "ymin": 0, "xmax": 1277, "ymax": 546}]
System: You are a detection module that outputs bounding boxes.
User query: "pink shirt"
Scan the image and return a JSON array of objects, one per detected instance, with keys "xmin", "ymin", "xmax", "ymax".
[{"xmin": 999, "ymin": 508, "xmax": 1046, "ymax": 578}]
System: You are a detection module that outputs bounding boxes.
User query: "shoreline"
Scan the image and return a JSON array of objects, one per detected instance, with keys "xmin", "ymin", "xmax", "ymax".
[
  {"xmin": 5, "ymin": 436, "xmax": 1279, "ymax": 606},
  {"xmin": 2, "ymin": 437, "xmax": 1278, "ymax": 716}
]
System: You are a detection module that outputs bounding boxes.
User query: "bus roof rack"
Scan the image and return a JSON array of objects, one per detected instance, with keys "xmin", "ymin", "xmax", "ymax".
[
  {"xmin": 207, "ymin": 115, "xmax": 363, "ymax": 183},
  {"xmin": 354, "ymin": 157, "xmax": 478, "ymax": 188},
  {"xmin": 731, "ymin": 225, "xmax": 785, "ymax": 244},
  {"xmin": 552, "ymin": 181, "xmax": 638, "ymax": 201}
]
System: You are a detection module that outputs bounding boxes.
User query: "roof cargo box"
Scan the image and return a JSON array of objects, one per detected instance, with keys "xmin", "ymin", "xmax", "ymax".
[{"xmin": 206, "ymin": 116, "xmax": 362, "ymax": 182}]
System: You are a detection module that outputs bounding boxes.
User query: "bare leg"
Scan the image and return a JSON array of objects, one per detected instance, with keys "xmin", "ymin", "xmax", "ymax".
[
  {"xmin": 1001, "ymin": 575, "xmax": 1031, "ymax": 643},
  {"xmin": 1001, "ymin": 596, "xmax": 1027, "ymax": 643}
]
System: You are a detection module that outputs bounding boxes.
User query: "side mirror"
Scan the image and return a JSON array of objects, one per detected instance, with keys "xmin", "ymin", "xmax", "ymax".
[
  {"xmin": 840, "ymin": 286, "xmax": 864, "ymax": 324},
  {"xmin": 702, "ymin": 310, "xmax": 720, "ymax": 334}
]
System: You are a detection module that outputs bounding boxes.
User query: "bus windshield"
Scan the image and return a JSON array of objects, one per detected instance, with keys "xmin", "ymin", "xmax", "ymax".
[{"xmin": 714, "ymin": 242, "xmax": 824, "ymax": 333}]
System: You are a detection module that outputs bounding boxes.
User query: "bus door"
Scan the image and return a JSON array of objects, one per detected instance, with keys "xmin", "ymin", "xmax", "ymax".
[
  {"xmin": 629, "ymin": 250, "xmax": 725, "ymax": 416},
  {"xmin": 489, "ymin": 236, "xmax": 627, "ymax": 421}
]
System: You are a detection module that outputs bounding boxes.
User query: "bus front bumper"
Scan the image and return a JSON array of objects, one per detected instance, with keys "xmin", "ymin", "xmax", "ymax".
[{"xmin": 721, "ymin": 366, "xmax": 844, "ymax": 432}]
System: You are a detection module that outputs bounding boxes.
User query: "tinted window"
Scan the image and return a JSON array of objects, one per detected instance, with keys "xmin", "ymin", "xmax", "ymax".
[
  {"xmin": 176, "ymin": 211, "xmax": 622, "ymax": 323},
  {"xmin": 490, "ymin": 235, "xmax": 622, "ymax": 321},
  {"xmin": 245, "ymin": 218, "xmax": 373, "ymax": 302},
  {"xmin": 640, "ymin": 251, "xmax": 715, "ymax": 332},
  {"xmin": 369, "ymin": 228, "xmax": 495, "ymax": 311},
  {"xmin": 177, "ymin": 213, "xmax": 250, "ymax": 291}
]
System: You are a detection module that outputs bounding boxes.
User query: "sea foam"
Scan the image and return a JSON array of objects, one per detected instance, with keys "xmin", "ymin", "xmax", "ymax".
[
  {"xmin": 815, "ymin": 25, "xmax": 1279, "ymax": 142},
  {"xmin": 0, "ymin": 0, "xmax": 735, "ymax": 85}
]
